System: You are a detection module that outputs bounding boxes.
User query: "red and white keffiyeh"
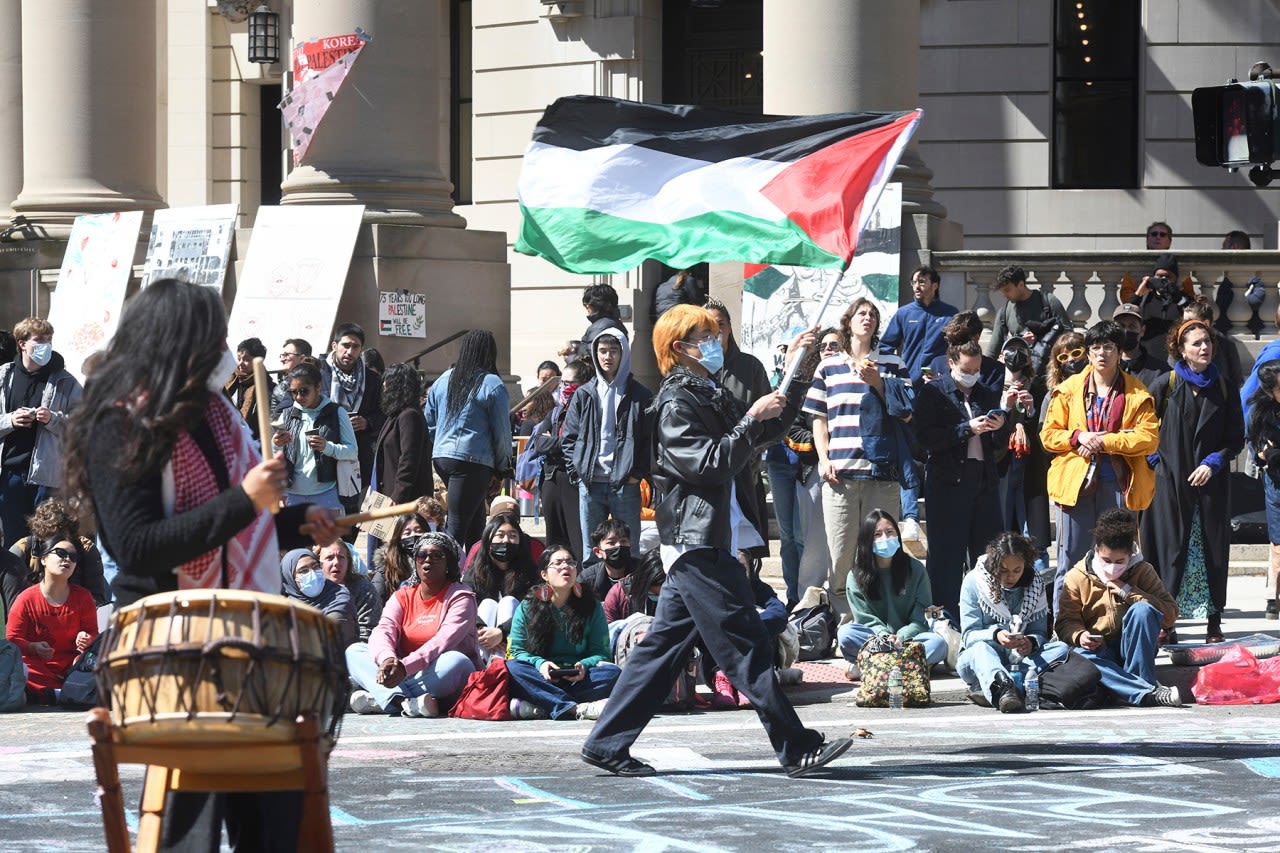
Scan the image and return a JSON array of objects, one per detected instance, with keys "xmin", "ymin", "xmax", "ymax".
[{"xmin": 163, "ymin": 392, "xmax": 280, "ymax": 591}]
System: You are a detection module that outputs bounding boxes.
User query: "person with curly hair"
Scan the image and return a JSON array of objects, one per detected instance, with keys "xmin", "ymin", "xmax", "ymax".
[
  {"xmin": 373, "ymin": 362, "xmax": 432, "ymax": 503},
  {"xmin": 505, "ymin": 545, "xmax": 617, "ymax": 720},
  {"xmin": 10, "ymin": 497, "xmax": 107, "ymax": 605}
]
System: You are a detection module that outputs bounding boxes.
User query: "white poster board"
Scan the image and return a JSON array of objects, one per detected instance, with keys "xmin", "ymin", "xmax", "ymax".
[
  {"xmin": 378, "ymin": 290, "xmax": 426, "ymax": 338},
  {"xmin": 741, "ymin": 183, "xmax": 903, "ymax": 385},
  {"xmin": 47, "ymin": 211, "xmax": 145, "ymax": 381},
  {"xmin": 141, "ymin": 204, "xmax": 239, "ymax": 290},
  {"xmin": 226, "ymin": 205, "xmax": 365, "ymax": 370}
]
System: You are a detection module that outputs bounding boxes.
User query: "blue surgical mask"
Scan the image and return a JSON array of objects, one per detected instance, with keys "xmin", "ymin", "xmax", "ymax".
[
  {"xmin": 647, "ymin": 592, "xmax": 661, "ymax": 603},
  {"xmin": 28, "ymin": 342, "xmax": 52, "ymax": 367},
  {"xmin": 692, "ymin": 338, "xmax": 724, "ymax": 374},
  {"xmin": 871, "ymin": 537, "xmax": 900, "ymax": 559},
  {"xmin": 296, "ymin": 569, "xmax": 325, "ymax": 598}
]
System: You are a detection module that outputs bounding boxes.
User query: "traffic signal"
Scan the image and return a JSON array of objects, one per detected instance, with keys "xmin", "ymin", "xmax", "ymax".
[{"xmin": 1193, "ymin": 65, "xmax": 1280, "ymax": 174}]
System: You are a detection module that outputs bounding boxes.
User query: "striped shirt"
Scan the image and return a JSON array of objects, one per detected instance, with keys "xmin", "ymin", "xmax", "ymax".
[{"xmin": 802, "ymin": 353, "xmax": 908, "ymax": 479}]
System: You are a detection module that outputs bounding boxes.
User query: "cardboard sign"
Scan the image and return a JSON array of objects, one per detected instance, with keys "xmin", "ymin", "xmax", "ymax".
[
  {"xmin": 378, "ymin": 290, "xmax": 427, "ymax": 338},
  {"xmin": 358, "ymin": 490, "xmax": 400, "ymax": 541}
]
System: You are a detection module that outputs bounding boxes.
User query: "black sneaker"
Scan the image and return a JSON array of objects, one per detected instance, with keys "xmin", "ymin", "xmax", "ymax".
[
  {"xmin": 581, "ymin": 749, "xmax": 657, "ymax": 777},
  {"xmin": 1143, "ymin": 685, "xmax": 1182, "ymax": 707},
  {"xmin": 784, "ymin": 736, "xmax": 854, "ymax": 778}
]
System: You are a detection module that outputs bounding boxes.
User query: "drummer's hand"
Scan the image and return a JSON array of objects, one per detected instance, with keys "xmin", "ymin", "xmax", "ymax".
[
  {"xmin": 28, "ymin": 641, "xmax": 53, "ymax": 660},
  {"xmin": 243, "ymin": 452, "xmax": 288, "ymax": 511},
  {"xmin": 75, "ymin": 631, "xmax": 92, "ymax": 652},
  {"xmin": 304, "ymin": 505, "xmax": 341, "ymax": 546}
]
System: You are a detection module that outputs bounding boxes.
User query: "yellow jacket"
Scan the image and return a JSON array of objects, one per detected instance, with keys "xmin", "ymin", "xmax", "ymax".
[
  {"xmin": 1055, "ymin": 556, "xmax": 1178, "ymax": 646},
  {"xmin": 1040, "ymin": 367, "xmax": 1160, "ymax": 509}
]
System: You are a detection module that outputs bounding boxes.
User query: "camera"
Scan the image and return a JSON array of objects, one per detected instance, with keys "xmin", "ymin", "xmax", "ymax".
[{"xmin": 1146, "ymin": 276, "xmax": 1188, "ymax": 308}]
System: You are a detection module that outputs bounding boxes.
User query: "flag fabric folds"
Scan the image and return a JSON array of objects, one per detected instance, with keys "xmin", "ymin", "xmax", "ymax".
[{"xmin": 515, "ymin": 95, "xmax": 922, "ymax": 275}]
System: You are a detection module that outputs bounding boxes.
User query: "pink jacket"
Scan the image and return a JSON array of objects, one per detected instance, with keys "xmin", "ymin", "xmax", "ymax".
[{"xmin": 368, "ymin": 581, "xmax": 484, "ymax": 676}]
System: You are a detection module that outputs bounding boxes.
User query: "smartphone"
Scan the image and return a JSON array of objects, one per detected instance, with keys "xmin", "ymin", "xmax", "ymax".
[
  {"xmin": 305, "ymin": 428, "xmax": 322, "ymax": 438},
  {"xmin": 1087, "ymin": 633, "xmax": 1104, "ymax": 642},
  {"xmin": 548, "ymin": 667, "xmax": 578, "ymax": 679},
  {"xmin": 986, "ymin": 408, "xmax": 1007, "ymax": 419},
  {"xmin": 920, "ymin": 366, "xmax": 934, "ymax": 376},
  {"xmin": 1006, "ymin": 633, "xmax": 1025, "ymax": 642}
]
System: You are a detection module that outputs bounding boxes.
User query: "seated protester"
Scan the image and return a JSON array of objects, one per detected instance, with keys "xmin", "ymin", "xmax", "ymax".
[
  {"xmin": 0, "ymin": 543, "xmax": 25, "ymax": 627},
  {"xmin": 223, "ymin": 337, "xmax": 272, "ymax": 442},
  {"xmin": 836, "ymin": 509, "xmax": 948, "ymax": 678},
  {"xmin": 346, "ymin": 532, "xmax": 482, "ymax": 717},
  {"xmin": 4, "ymin": 537, "xmax": 97, "ymax": 705},
  {"xmin": 1056, "ymin": 508, "xmax": 1182, "ymax": 707},
  {"xmin": 462, "ymin": 495, "xmax": 545, "ymax": 569},
  {"xmin": 577, "ymin": 519, "xmax": 634, "ymax": 601},
  {"xmin": 462, "ymin": 513, "xmax": 541, "ymax": 658},
  {"xmin": 272, "ymin": 363, "xmax": 358, "ymax": 511},
  {"xmin": 706, "ymin": 558, "xmax": 792, "ymax": 710},
  {"xmin": 280, "ymin": 548, "xmax": 357, "ymax": 649},
  {"xmin": 957, "ymin": 532, "xmax": 1069, "ymax": 713},
  {"xmin": 11, "ymin": 498, "xmax": 108, "ymax": 606},
  {"xmin": 604, "ymin": 547, "xmax": 665, "ymax": 625},
  {"xmin": 371, "ymin": 511, "xmax": 429, "ymax": 605},
  {"xmin": 506, "ymin": 545, "xmax": 618, "ymax": 720},
  {"xmin": 317, "ymin": 540, "xmax": 382, "ymax": 643}
]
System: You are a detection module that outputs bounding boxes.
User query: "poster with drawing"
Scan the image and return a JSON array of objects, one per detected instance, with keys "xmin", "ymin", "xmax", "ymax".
[
  {"xmin": 47, "ymin": 210, "xmax": 145, "ymax": 381},
  {"xmin": 225, "ymin": 205, "xmax": 365, "ymax": 371},
  {"xmin": 141, "ymin": 204, "xmax": 238, "ymax": 290},
  {"xmin": 741, "ymin": 183, "xmax": 903, "ymax": 386}
]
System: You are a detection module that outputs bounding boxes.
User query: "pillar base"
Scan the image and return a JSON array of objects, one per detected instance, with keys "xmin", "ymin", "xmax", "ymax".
[
  {"xmin": 280, "ymin": 167, "xmax": 466, "ymax": 229},
  {"xmin": 11, "ymin": 190, "xmax": 164, "ymax": 239}
]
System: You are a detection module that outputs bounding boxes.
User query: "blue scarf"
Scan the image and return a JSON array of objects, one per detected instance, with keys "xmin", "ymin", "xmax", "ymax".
[{"xmin": 1174, "ymin": 359, "xmax": 1218, "ymax": 389}]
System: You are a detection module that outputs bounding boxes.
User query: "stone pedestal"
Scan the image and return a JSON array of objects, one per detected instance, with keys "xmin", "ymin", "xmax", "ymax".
[{"xmin": 11, "ymin": 0, "xmax": 163, "ymax": 236}]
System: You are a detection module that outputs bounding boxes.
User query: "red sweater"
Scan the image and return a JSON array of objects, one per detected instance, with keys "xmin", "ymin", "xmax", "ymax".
[{"xmin": 5, "ymin": 583, "xmax": 98, "ymax": 691}]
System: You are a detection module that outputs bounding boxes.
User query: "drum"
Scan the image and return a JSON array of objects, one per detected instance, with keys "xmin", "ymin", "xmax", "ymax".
[{"xmin": 97, "ymin": 589, "xmax": 349, "ymax": 745}]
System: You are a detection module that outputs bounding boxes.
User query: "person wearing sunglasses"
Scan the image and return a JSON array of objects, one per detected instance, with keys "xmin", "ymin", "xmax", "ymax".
[
  {"xmin": 4, "ymin": 537, "xmax": 97, "ymax": 705},
  {"xmin": 1145, "ymin": 220, "xmax": 1173, "ymax": 251},
  {"xmin": 1041, "ymin": 320, "xmax": 1161, "ymax": 612},
  {"xmin": 271, "ymin": 362, "xmax": 358, "ymax": 511},
  {"xmin": 347, "ymin": 531, "xmax": 482, "ymax": 717}
]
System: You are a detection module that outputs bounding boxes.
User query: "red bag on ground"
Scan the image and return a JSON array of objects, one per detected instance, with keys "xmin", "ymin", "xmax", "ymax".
[
  {"xmin": 1191, "ymin": 645, "xmax": 1280, "ymax": 705},
  {"xmin": 448, "ymin": 656, "xmax": 513, "ymax": 720}
]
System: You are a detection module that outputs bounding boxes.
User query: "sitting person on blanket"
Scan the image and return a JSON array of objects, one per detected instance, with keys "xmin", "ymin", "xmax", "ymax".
[
  {"xmin": 1055, "ymin": 508, "xmax": 1182, "ymax": 707},
  {"xmin": 463, "ymin": 513, "xmax": 542, "ymax": 660},
  {"xmin": 704, "ymin": 555, "xmax": 791, "ymax": 710},
  {"xmin": 346, "ymin": 531, "xmax": 482, "ymax": 716},
  {"xmin": 957, "ymin": 532, "xmax": 1069, "ymax": 713},
  {"xmin": 836, "ymin": 508, "xmax": 948, "ymax": 681},
  {"xmin": 505, "ymin": 544, "xmax": 619, "ymax": 720}
]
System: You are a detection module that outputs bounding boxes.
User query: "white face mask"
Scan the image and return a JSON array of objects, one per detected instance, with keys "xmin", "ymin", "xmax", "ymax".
[
  {"xmin": 28, "ymin": 341, "xmax": 52, "ymax": 367},
  {"xmin": 296, "ymin": 569, "xmax": 325, "ymax": 598},
  {"xmin": 207, "ymin": 347, "xmax": 237, "ymax": 392},
  {"xmin": 952, "ymin": 370, "xmax": 980, "ymax": 389},
  {"xmin": 1092, "ymin": 554, "xmax": 1129, "ymax": 583}
]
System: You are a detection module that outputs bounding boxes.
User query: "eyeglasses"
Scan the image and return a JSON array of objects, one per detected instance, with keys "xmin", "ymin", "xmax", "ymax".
[
  {"xmin": 288, "ymin": 386, "xmax": 314, "ymax": 397},
  {"xmin": 1088, "ymin": 342, "xmax": 1118, "ymax": 354},
  {"xmin": 50, "ymin": 547, "xmax": 78, "ymax": 563},
  {"xmin": 819, "ymin": 342, "xmax": 842, "ymax": 352},
  {"xmin": 1055, "ymin": 347, "xmax": 1086, "ymax": 364},
  {"xmin": 1147, "ymin": 230, "xmax": 1171, "ymax": 238},
  {"xmin": 547, "ymin": 557, "xmax": 578, "ymax": 568},
  {"xmin": 416, "ymin": 550, "xmax": 447, "ymax": 562}
]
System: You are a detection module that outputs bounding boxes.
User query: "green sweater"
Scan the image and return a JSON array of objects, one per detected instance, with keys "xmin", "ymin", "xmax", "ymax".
[
  {"xmin": 844, "ymin": 556, "xmax": 932, "ymax": 640},
  {"xmin": 507, "ymin": 599, "xmax": 610, "ymax": 671}
]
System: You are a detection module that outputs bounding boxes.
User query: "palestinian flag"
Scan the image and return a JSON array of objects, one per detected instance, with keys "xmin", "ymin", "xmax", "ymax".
[{"xmin": 515, "ymin": 95, "xmax": 921, "ymax": 275}]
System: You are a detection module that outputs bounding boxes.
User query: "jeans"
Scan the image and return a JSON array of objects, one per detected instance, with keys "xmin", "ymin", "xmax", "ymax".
[
  {"xmin": 837, "ymin": 623, "xmax": 948, "ymax": 666},
  {"xmin": 1075, "ymin": 601, "xmax": 1162, "ymax": 706},
  {"xmin": 822, "ymin": 477, "xmax": 900, "ymax": 620},
  {"xmin": 957, "ymin": 639, "xmax": 1070, "ymax": 704},
  {"xmin": 506, "ymin": 660, "xmax": 620, "ymax": 720},
  {"xmin": 1054, "ymin": 478, "xmax": 1125, "ymax": 611},
  {"xmin": 578, "ymin": 480, "xmax": 642, "ymax": 550},
  {"xmin": 795, "ymin": 468, "xmax": 829, "ymax": 594},
  {"xmin": 345, "ymin": 643, "xmax": 477, "ymax": 710},
  {"xmin": 285, "ymin": 484, "xmax": 342, "ymax": 511},
  {"xmin": 0, "ymin": 467, "xmax": 46, "ymax": 550},
  {"xmin": 1264, "ymin": 474, "xmax": 1280, "ymax": 597},
  {"xmin": 767, "ymin": 461, "xmax": 804, "ymax": 603},
  {"xmin": 434, "ymin": 457, "xmax": 495, "ymax": 551},
  {"xmin": 898, "ymin": 459, "xmax": 922, "ymax": 522}
]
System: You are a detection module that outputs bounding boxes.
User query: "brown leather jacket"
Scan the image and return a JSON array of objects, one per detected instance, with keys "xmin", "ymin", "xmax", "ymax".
[{"xmin": 1055, "ymin": 554, "xmax": 1177, "ymax": 646}]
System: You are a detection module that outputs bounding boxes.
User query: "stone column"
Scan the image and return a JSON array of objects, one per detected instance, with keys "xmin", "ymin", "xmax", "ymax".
[
  {"xmin": 0, "ymin": 0, "xmax": 21, "ymax": 217},
  {"xmin": 280, "ymin": 0, "xmax": 464, "ymax": 227},
  {"xmin": 11, "ymin": 0, "xmax": 163, "ymax": 233},
  {"xmin": 762, "ymin": 0, "xmax": 944, "ymax": 219}
]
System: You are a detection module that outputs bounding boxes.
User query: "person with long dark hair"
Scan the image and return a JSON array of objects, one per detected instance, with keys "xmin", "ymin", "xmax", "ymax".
[
  {"xmin": 506, "ymin": 545, "xmax": 618, "ymax": 720},
  {"xmin": 1246, "ymin": 359, "xmax": 1280, "ymax": 618},
  {"xmin": 370, "ymin": 510, "xmax": 430, "ymax": 604},
  {"xmin": 461, "ymin": 513, "xmax": 541, "ymax": 656},
  {"xmin": 59, "ymin": 278, "xmax": 339, "ymax": 850},
  {"xmin": 836, "ymin": 509, "xmax": 947, "ymax": 676},
  {"xmin": 373, "ymin": 363, "xmax": 432, "ymax": 503},
  {"xmin": 423, "ymin": 330, "xmax": 511, "ymax": 549},
  {"xmin": 603, "ymin": 546, "xmax": 666, "ymax": 623}
]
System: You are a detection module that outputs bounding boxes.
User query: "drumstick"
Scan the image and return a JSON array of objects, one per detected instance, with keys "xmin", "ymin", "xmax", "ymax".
[
  {"xmin": 299, "ymin": 500, "xmax": 420, "ymax": 535},
  {"xmin": 252, "ymin": 356, "xmax": 280, "ymax": 515}
]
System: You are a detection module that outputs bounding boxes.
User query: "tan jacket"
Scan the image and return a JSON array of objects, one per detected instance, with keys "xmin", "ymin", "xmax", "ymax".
[{"xmin": 1055, "ymin": 555, "xmax": 1178, "ymax": 646}]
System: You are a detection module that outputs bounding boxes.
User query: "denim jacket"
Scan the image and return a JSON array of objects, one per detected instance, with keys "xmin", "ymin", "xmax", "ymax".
[
  {"xmin": 857, "ymin": 375, "xmax": 919, "ymax": 487},
  {"xmin": 423, "ymin": 369, "xmax": 512, "ymax": 471}
]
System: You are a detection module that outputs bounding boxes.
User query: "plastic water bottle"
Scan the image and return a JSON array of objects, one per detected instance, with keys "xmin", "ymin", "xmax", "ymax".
[
  {"xmin": 1024, "ymin": 667, "xmax": 1040, "ymax": 712},
  {"xmin": 887, "ymin": 666, "xmax": 904, "ymax": 711}
]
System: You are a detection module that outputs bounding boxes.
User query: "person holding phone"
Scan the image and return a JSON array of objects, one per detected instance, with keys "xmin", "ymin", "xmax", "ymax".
[
  {"xmin": 272, "ymin": 362, "xmax": 357, "ymax": 511},
  {"xmin": 505, "ymin": 545, "xmax": 619, "ymax": 720},
  {"xmin": 1056, "ymin": 509, "xmax": 1181, "ymax": 707}
]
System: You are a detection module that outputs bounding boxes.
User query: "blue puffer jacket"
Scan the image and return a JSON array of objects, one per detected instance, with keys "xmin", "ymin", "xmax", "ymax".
[{"xmin": 423, "ymin": 369, "xmax": 512, "ymax": 471}]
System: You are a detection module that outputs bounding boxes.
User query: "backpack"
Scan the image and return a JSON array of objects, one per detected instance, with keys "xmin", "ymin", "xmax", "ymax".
[
  {"xmin": 448, "ymin": 656, "xmax": 513, "ymax": 721},
  {"xmin": 789, "ymin": 603, "xmax": 838, "ymax": 661},
  {"xmin": 614, "ymin": 613, "xmax": 698, "ymax": 710},
  {"xmin": 1037, "ymin": 651, "xmax": 1103, "ymax": 710},
  {"xmin": 0, "ymin": 640, "xmax": 25, "ymax": 712},
  {"xmin": 1008, "ymin": 291, "xmax": 1067, "ymax": 375}
]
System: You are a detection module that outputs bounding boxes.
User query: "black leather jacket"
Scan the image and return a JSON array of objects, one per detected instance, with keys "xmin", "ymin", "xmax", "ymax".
[{"xmin": 652, "ymin": 366, "xmax": 807, "ymax": 551}]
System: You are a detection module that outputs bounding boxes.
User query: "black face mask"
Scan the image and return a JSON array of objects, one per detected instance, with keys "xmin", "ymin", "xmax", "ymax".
[
  {"xmin": 1121, "ymin": 330, "xmax": 1141, "ymax": 353},
  {"xmin": 1002, "ymin": 348, "xmax": 1030, "ymax": 373},
  {"xmin": 489, "ymin": 542, "xmax": 513, "ymax": 563},
  {"xmin": 1062, "ymin": 359, "xmax": 1087, "ymax": 376},
  {"xmin": 603, "ymin": 545, "xmax": 631, "ymax": 568}
]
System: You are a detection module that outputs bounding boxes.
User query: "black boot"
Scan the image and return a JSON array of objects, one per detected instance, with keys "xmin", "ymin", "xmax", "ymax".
[
  {"xmin": 989, "ymin": 672, "xmax": 1024, "ymax": 714},
  {"xmin": 1206, "ymin": 614, "xmax": 1224, "ymax": 644}
]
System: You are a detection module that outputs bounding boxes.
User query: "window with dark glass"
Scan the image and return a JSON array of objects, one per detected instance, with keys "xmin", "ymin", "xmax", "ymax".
[
  {"xmin": 450, "ymin": 0, "xmax": 472, "ymax": 205},
  {"xmin": 1052, "ymin": 0, "xmax": 1139, "ymax": 188}
]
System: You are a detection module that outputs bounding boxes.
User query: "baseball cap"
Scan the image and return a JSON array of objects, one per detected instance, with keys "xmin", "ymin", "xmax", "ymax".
[{"xmin": 1112, "ymin": 303, "xmax": 1143, "ymax": 321}]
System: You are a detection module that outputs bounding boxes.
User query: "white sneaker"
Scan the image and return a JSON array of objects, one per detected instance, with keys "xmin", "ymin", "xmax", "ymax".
[
  {"xmin": 575, "ymin": 699, "xmax": 608, "ymax": 720},
  {"xmin": 509, "ymin": 698, "xmax": 549, "ymax": 720},
  {"xmin": 901, "ymin": 518, "xmax": 922, "ymax": 542},
  {"xmin": 349, "ymin": 689, "xmax": 382, "ymax": 715},
  {"xmin": 403, "ymin": 694, "xmax": 439, "ymax": 718}
]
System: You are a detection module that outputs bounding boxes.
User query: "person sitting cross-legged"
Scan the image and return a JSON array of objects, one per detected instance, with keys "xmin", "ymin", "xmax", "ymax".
[{"xmin": 1056, "ymin": 508, "xmax": 1182, "ymax": 707}]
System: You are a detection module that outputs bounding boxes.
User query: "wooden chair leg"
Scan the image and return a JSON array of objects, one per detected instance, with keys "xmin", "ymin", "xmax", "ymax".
[
  {"xmin": 86, "ymin": 708, "xmax": 132, "ymax": 853},
  {"xmin": 295, "ymin": 713, "xmax": 334, "ymax": 853},
  {"xmin": 135, "ymin": 765, "xmax": 174, "ymax": 853}
]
